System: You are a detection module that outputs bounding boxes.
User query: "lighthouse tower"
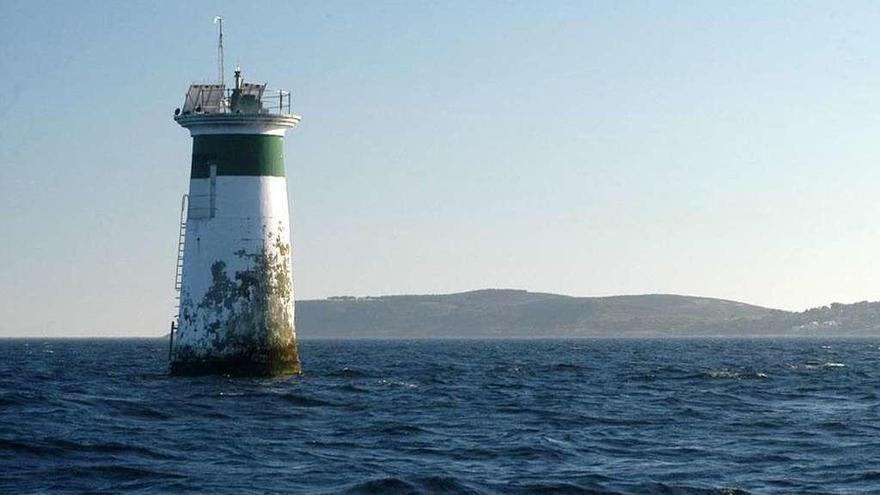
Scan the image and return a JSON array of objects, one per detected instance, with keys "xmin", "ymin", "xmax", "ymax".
[{"xmin": 169, "ymin": 61, "xmax": 302, "ymax": 375}]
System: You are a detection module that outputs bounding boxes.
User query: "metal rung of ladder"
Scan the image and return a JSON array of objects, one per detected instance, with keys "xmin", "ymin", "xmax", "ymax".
[{"xmin": 174, "ymin": 222, "xmax": 186, "ymax": 292}]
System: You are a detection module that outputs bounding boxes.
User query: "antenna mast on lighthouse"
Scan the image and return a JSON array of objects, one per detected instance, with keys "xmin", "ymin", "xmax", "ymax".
[{"xmin": 213, "ymin": 16, "xmax": 224, "ymax": 85}]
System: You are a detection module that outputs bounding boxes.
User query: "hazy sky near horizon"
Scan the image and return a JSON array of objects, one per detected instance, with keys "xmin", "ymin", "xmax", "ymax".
[{"xmin": 3, "ymin": 1, "xmax": 880, "ymax": 336}]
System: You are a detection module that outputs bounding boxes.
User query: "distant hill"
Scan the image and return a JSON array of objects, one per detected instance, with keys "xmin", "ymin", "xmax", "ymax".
[{"xmin": 292, "ymin": 289, "xmax": 880, "ymax": 338}]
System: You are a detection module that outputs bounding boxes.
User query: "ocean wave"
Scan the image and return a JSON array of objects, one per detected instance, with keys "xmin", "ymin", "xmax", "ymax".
[
  {"xmin": 342, "ymin": 476, "xmax": 481, "ymax": 495},
  {"xmin": 0, "ymin": 438, "xmax": 175, "ymax": 460},
  {"xmin": 501, "ymin": 480, "xmax": 620, "ymax": 494},
  {"xmin": 627, "ymin": 484, "xmax": 750, "ymax": 495},
  {"xmin": 276, "ymin": 392, "xmax": 337, "ymax": 407},
  {"xmin": 701, "ymin": 371, "xmax": 769, "ymax": 380},
  {"xmin": 802, "ymin": 362, "xmax": 846, "ymax": 369},
  {"xmin": 0, "ymin": 393, "xmax": 28, "ymax": 407},
  {"xmin": 374, "ymin": 423, "xmax": 429, "ymax": 435},
  {"xmin": 550, "ymin": 363, "xmax": 586, "ymax": 372},
  {"xmin": 54, "ymin": 464, "xmax": 186, "ymax": 481},
  {"xmin": 342, "ymin": 477, "xmax": 417, "ymax": 494},
  {"xmin": 103, "ymin": 398, "xmax": 173, "ymax": 420},
  {"xmin": 334, "ymin": 383, "xmax": 371, "ymax": 394},
  {"xmin": 327, "ymin": 367, "xmax": 369, "ymax": 378},
  {"xmin": 0, "ymin": 438, "xmax": 61, "ymax": 456},
  {"xmin": 626, "ymin": 369, "xmax": 769, "ymax": 382},
  {"xmin": 377, "ymin": 379, "xmax": 418, "ymax": 388}
]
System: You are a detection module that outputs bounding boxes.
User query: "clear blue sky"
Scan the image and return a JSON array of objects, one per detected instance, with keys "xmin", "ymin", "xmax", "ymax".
[{"xmin": 3, "ymin": 1, "xmax": 880, "ymax": 336}]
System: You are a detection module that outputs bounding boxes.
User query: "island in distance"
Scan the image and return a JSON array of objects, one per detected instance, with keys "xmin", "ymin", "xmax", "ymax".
[{"xmin": 294, "ymin": 289, "xmax": 880, "ymax": 339}]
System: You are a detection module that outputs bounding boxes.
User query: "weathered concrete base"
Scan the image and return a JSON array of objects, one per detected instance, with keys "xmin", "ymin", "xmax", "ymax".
[
  {"xmin": 170, "ymin": 343, "xmax": 301, "ymax": 377},
  {"xmin": 172, "ymin": 224, "xmax": 301, "ymax": 377}
]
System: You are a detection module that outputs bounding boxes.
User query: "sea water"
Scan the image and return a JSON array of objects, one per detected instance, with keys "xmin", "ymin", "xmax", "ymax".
[{"xmin": 1, "ymin": 338, "xmax": 878, "ymax": 494}]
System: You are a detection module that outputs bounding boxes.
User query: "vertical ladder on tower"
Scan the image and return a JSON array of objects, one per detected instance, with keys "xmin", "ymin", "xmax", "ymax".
[
  {"xmin": 170, "ymin": 194, "xmax": 188, "ymax": 361},
  {"xmin": 173, "ymin": 194, "xmax": 189, "ymax": 311}
]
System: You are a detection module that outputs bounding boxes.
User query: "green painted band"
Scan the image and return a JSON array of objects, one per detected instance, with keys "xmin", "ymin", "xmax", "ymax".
[{"xmin": 191, "ymin": 135, "xmax": 285, "ymax": 178}]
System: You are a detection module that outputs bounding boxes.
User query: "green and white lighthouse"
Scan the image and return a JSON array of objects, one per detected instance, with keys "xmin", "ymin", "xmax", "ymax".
[{"xmin": 169, "ymin": 41, "xmax": 302, "ymax": 375}]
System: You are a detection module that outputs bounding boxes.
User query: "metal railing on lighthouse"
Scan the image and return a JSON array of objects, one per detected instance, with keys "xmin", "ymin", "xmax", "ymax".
[{"xmin": 179, "ymin": 83, "xmax": 294, "ymax": 116}]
